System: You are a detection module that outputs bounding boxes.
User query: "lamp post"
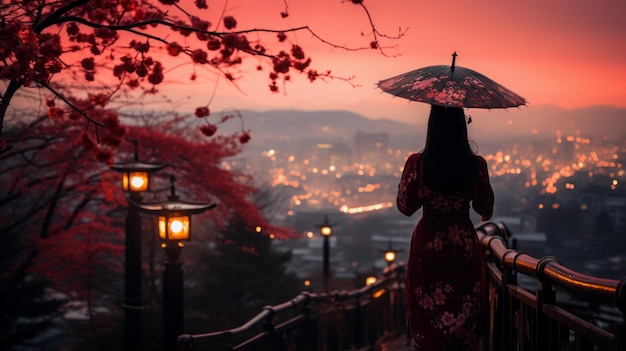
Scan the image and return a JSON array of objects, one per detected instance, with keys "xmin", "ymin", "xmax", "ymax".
[
  {"xmin": 135, "ymin": 175, "xmax": 215, "ymax": 351},
  {"xmin": 111, "ymin": 143, "xmax": 165, "ymax": 351},
  {"xmin": 316, "ymin": 215, "xmax": 335, "ymax": 292}
]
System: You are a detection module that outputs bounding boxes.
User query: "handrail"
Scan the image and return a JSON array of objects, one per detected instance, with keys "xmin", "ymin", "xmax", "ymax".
[
  {"xmin": 179, "ymin": 221, "xmax": 625, "ymax": 351},
  {"xmin": 178, "ymin": 264, "xmax": 406, "ymax": 350},
  {"xmin": 476, "ymin": 221, "xmax": 626, "ymax": 350},
  {"xmin": 475, "ymin": 222, "xmax": 626, "ymax": 313}
]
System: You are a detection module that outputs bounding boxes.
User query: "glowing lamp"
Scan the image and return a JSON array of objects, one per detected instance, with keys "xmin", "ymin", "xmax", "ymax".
[
  {"xmin": 112, "ymin": 162, "xmax": 166, "ymax": 193},
  {"xmin": 318, "ymin": 215, "xmax": 334, "ymax": 237},
  {"xmin": 123, "ymin": 172, "xmax": 149, "ymax": 192},
  {"xmin": 384, "ymin": 251, "xmax": 397, "ymax": 264},
  {"xmin": 159, "ymin": 215, "xmax": 191, "ymax": 241},
  {"xmin": 379, "ymin": 240, "xmax": 402, "ymax": 267},
  {"xmin": 136, "ymin": 176, "xmax": 214, "ymax": 245},
  {"xmin": 365, "ymin": 276, "xmax": 377, "ymax": 286}
]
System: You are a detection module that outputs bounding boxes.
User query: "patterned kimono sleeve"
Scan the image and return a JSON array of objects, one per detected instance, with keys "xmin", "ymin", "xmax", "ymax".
[
  {"xmin": 472, "ymin": 155, "xmax": 495, "ymax": 220},
  {"xmin": 396, "ymin": 153, "xmax": 423, "ymax": 216}
]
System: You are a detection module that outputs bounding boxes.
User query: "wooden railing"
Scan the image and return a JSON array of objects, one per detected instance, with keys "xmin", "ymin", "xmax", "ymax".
[
  {"xmin": 177, "ymin": 264, "xmax": 407, "ymax": 350},
  {"xmin": 178, "ymin": 221, "xmax": 626, "ymax": 351},
  {"xmin": 477, "ymin": 221, "xmax": 626, "ymax": 351}
]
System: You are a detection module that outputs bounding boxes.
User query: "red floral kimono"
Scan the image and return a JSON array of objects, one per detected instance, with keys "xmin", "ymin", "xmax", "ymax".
[{"xmin": 397, "ymin": 152, "xmax": 494, "ymax": 351}]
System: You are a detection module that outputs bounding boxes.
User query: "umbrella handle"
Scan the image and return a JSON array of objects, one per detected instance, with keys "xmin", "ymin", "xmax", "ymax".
[{"xmin": 451, "ymin": 51, "xmax": 457, "ymax": 73}]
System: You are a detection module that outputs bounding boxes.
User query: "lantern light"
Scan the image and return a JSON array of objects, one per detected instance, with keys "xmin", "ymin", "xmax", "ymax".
[
  {"xmin": 112, "ymin": 139, "xmax": 166, "ymax": 193},
  {"xmin": 158, "ymin": 215, "xmax": 191, "ymax": 241},
  {"xmin": 379, "ymin": 240, "xmax": 403, "ymax": 267},
  {"xmin": 318, "ymin": 215, "xmax": 335, "ymax": 237},
  {"xmin": 365, "ymin": 276, "xmax": 377, "ymax": 286},
  {"xmin": 122, "ymin": 172, "xmax": 150, "ymax": 192},
  {"xmin": 135, "ymin": 175, "xmax": 215, "ymax": 245},
  {"xmin": 384, "ymin": 251, "xmax": 397, "ymax": 264},
  {"xmin": 320, "ymin": 225, "xmax": 332, "ymax": 237}
]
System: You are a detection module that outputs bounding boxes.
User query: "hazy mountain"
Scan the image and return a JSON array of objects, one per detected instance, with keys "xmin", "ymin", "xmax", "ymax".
[
  {"xmin": 227, "ymin": 109, "xmax": 424, "ymax": 151},
  {"xmin": 465, "ymin": 105, "xmax": 626, "ymax": 141},
  {"xmin": 226, "ymin": 105, "xmax": 625, "ymax": 153}
]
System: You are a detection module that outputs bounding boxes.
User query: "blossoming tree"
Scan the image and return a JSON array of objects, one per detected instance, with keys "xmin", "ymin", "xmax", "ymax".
[{"xmin": 0, "ymin": 0, "xmax": 402, "ymax": 158}]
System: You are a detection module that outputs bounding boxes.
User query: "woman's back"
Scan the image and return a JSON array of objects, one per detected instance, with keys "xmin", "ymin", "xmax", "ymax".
[{"xmin": 397, "ymin": 106, "xmax": 494, "ymax": 350}]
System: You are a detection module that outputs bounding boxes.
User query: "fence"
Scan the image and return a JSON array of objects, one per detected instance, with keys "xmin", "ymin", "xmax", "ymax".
[
  {"xmin": 478, "ymin": 222, "xmax": 626, "ymax": 351},
  {"xmin": 179, "ymin": 221, "xmax": 626, "ymax": 351},
  {"xmin": 178, "ymin": 264, "xmax": 406, "ymax": 350}
]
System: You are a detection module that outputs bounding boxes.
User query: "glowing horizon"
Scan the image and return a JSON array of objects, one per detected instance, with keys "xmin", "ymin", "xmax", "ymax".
[{"xmin": 152, "ymin": 0, "xmax": 626, "ymax": 125}]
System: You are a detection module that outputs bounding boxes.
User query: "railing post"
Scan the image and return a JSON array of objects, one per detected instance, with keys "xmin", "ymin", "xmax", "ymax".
[
  {"xmin": 353, "ymin": 294, "xmax": 363, "ymax": 349},
  {"xmin": 499, "ymin": 250, "xmax": 519, "ymax": 351},
  {"xmin": 536, "ymin": 256, "xmax": 560, "ymax": 350},
  {"xmin": 616, "ymin": 279, "xmax": 626, "ymax": 351},
  {"xmin": 299, "ymin": 293, "xmax": 314, "ymax": 351}
]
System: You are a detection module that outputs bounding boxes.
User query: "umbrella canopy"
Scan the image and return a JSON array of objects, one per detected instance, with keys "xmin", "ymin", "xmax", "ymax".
[{"xmin": 377, "ymin": 52, "xmax": 526, "ymax": 109}]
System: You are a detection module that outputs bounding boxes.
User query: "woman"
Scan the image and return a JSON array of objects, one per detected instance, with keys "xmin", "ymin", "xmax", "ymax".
[{"xmin": 397, "ymin": 105, "xmax": 494, "ymax": 350}]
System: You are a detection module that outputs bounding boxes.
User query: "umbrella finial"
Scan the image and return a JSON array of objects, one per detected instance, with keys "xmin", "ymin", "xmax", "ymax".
[{"xmin": 451, "ymin": 51, "xmax": 457, "ymax": 73}]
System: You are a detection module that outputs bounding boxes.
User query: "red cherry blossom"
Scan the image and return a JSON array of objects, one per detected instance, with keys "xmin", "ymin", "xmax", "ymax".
[
  {"xmin": 148, "ymin": 62, "xmax": 164, "ymax": 84},
  {"xmin": 127, "ymin": 79, "xmax": 139, "ymax": 88},
  {"xmin": 68, "ymin": 111, "xmax": 82, "ymax": 120},
  {"xmin": 291, "ymin": 45, "xmax": 305, "ymax": 60},
  {"xmin": 47, "ymin": 107, "xmax": 64, "ymax": 119},
  {"xmin": 307, "ymin": 70, "xmax": 319, "ymax": 82},
  {"xmin": 222, "ymin": 33, "xmax": 239, "ymax": 49},
  {"xmin": 195, "ymin": 0, "xmax": 208, "ymax": 9},
  {"xmin": 95, "ymin": 148, "xmax": 114, "ymax": 165},
  {"xmin": 148, "ymin": 71, "xmax": 163, "ymax": 84},
  {"xmin": 167, "ymin": 42, "xmax": 184, "ymax": 56},
  {"xmin": 135, "ymin": 64, "xmax": 148, "ymax": 77},
  {"xmin": 191, "ymin": 16, "xmax": 211, "ymax": 31},
  {"xmin": 238, "ymin": 132, "xmax": 250, "ymax": 144},
  {"xmin": 195, "ymin": 106, "xmax": 210, "ymax": 117},
  {"xmin": 85, "ymin": 71, "xmax": 95, "ymax": 81},
  {"xmin": 207, "ymin": 38, "xmax": 221, "ymax": 51},
  {"xmin": 293, "ymin": 58, "xmax": 311, "ymax": 72},
  {"xmin": 113, "ymin": 64, "xmax": 126, "ymax": 78},
  {"xmin": 200, "ymin": 124, "xmax": 217, "ymax": 136},
  {"xmin": 173, "ymin": 20, "xmax": 192, "ymax": 37},
  {"xmin": 131, "ymin": 40, "xmax": 150, "ymax": 53},
  {"xmin": 223, "ymin": 16, "xmax": 237, "ymax": 30},
  {"xmin": 191, "ymin": 49, "xmax": 208, "ymax": 64},
  {"xmin": 272, "ymin": 52, "xmax": 290, "ymax": 74},
  {"xmin": 81, "ymin": 58, "xmax": 95, "ymax": 70}
]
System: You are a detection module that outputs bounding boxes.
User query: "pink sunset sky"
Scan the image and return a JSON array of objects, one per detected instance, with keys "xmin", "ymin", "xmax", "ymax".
[{"xmin": 150, "ymin": 0, "xmax": 626, "ymax": 123}]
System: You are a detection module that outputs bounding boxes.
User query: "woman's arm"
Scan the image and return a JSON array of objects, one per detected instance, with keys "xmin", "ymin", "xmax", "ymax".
[
  {"xmin": 397, "ymin": 153, "xmax": 423, "ymax": 216},
  {"xmin": 472, "ymin": 156, "xmax": 495, "ymax": 221}
]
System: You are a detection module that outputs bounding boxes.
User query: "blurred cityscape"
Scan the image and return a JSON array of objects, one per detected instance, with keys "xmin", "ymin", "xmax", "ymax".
[{"xmin": 221, "ymin": 108, "xmax": 626, "ymax": 290}]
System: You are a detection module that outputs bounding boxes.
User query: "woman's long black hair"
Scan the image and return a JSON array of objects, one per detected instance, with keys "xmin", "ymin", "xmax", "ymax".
[{"xmin": 421, "ymin": 105, "xmax": 476, "ymax": 195}]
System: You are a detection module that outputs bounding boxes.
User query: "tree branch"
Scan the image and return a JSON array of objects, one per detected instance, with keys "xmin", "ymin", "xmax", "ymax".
[
  {"xmin": 33, "ymin": 0, "xmax": 91, "ymax": 33},
  {"xmin": 0, "ymin": 80, "xmax": 23, "ymax": 139},
  {"xmin": 35, "ymin": 80, "xmax": 104, "ymax": 128}
]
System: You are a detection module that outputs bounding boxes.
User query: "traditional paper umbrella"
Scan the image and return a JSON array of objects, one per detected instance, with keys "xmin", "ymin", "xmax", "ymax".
[{"xmin": 377, "ymin": 52, "xmax": 526, "ymax": 109}]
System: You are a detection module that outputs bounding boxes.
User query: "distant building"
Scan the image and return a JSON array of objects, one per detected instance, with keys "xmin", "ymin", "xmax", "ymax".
[
  {"xmin": 309, "ymin": 141, "xmax": 351, "ymax": 170},
  {"xmin": 603, "ymin": 195, "xmax": 626, "ymax": 233},
  {"xmin": 354, "ymin": 132, "xmax": 389, "ymax": 161}
]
